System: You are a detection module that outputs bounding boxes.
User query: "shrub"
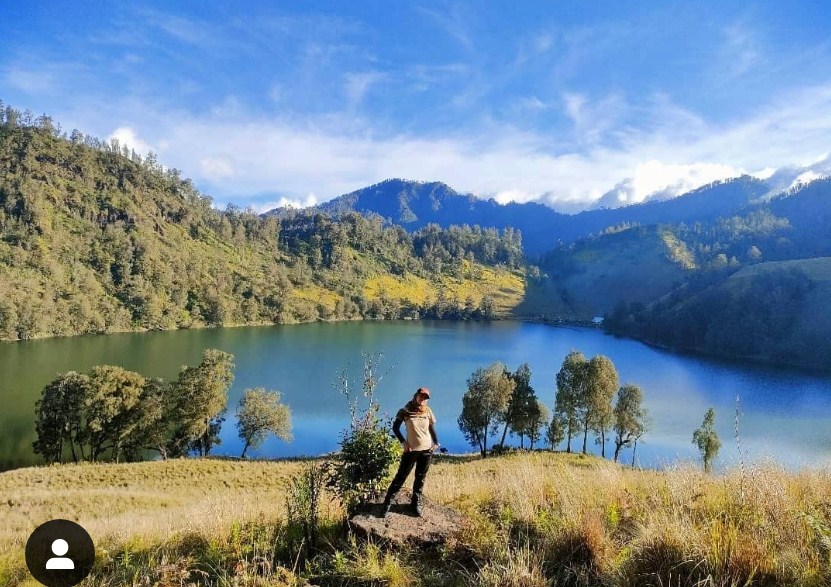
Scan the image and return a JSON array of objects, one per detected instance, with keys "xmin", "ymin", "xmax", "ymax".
[
  {"xmin": 326, "ymin": 352, "xmax": 401, "ymax": 514},
  {"xmin": 285, "ymin": 462, "xmax": 328, "ymax": 551}
]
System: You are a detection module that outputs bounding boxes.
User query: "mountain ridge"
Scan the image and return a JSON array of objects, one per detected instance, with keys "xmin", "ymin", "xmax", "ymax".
[{"xmin": 265, "ymin": 176, "xmax": 773, "ymax": 255}]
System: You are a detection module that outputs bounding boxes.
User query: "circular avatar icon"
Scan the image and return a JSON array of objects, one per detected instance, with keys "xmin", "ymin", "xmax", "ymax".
[{"xmin": 25, "ymin": 519, "xmax": 95, "ymax": 587}]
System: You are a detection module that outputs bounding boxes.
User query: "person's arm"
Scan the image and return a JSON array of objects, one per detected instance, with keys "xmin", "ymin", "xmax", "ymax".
[
  {"xmin": 428, "ymin": 420, "xmax": 439, "ymax": 452},
  {"xmin": 392, "ymin": 416, "xmax": 407, "ymax": 446}
]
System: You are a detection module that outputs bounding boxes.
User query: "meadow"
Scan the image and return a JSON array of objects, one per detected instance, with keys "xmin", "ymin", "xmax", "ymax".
[{"xmin": 2, "ymin": 452, "xmax": 830, "ymax": 586}]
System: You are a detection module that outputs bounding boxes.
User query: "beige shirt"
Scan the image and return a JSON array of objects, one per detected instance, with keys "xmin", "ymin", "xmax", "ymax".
[{"xmin": 397, "ymin": 406, "xmax": 436, "ymax": 451}]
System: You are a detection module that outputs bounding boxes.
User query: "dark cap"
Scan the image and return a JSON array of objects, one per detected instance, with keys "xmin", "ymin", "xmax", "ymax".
[{"xmin": 416, "ymin": 387, "xmax": 431, "ymax": 398}]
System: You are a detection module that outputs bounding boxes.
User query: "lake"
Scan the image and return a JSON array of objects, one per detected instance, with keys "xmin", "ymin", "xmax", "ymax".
[{"xmin": 1, "ymin": 320, "xmax": 831, "ymax": 471}]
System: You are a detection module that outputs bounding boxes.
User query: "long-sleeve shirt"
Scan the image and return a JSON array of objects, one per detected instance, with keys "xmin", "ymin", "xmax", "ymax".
[{"xmin": 392, "ymin": 406, "xmax": 438, "ymax": 451}]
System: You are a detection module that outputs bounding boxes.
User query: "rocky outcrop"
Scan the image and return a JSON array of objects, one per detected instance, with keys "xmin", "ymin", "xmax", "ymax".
[{"xmin": 348, "ymin": 491, "xmax": 465, "ymax": 546}]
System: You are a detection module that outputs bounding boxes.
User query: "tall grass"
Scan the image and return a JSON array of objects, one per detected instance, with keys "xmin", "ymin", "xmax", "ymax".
[{"xmin": 2, "ymin": 453, "xmax": 830, "ymax": 586}]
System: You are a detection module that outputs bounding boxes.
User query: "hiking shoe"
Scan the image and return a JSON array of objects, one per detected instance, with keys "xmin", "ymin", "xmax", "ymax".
[
  {"xmin": 379, "ymin": 502, "xmax": 391, "ymax": 518},
  {"xmin": 411, "ymin": 501, "xmax": 423, "ymax": 518}
]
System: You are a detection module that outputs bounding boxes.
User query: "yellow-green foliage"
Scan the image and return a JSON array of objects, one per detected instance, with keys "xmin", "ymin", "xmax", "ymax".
[
  {"xmin": 363, "ymin": 261, "xmax": 526, "ymax": 316},
  {"xmin": 2, "ymin": 453, "xmax": 830, "ymax": 586},
  {"xmin": 364, "ymin": 273, "xmax": 434, "ymax": 305},
  {"xmin": 291, "ymin": 285, "xmax": 343, "ymax": 313},
  {"xmin": 660, "ymin": 228, "xmax": 697, "ymax": 269}
]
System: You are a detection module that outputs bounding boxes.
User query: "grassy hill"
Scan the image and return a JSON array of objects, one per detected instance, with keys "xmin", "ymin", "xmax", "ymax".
[{"xmin": 2, "ymin": 454, "xmax": 830, "ymax": 586}]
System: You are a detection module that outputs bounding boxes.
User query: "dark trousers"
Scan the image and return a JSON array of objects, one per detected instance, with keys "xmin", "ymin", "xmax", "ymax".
[{"xmin": 384, "ymin": 449, "xmax": 432, "ymax": 504}]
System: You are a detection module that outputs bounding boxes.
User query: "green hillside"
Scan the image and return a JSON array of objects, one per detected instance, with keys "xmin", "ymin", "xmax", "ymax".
[
  {"xmin": 0, "ymin": 116, "xmax": 529, "ymax": 341},
  {"xmin": 607, "ymin": 257, "xmax": 831, "ymax": 370},
  {"xmin": 538, "ymin": 226, "xmax": 691, "ymax": 319}
]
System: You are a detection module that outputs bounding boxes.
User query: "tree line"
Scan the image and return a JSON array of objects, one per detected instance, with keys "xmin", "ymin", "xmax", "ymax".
[
  {"xmin": 32, "ymin": 349, "xmax": 292, "ymax": 463},
  {"xmin": 458, "ymin": 351, "xmax": 649, "ymax": 464},
  {"xmin": 458, "ymin": 350, "xmax": 726, "ymax": 471}
]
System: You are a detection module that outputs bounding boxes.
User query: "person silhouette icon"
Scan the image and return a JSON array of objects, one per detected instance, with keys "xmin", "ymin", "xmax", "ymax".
[
  {"xmin": 26, "ymin": 519, "xmax": 94, "ymax": 586},
  {"xmin": 45, "ymin": 539, "xmax": 75, "ymax": 570}
]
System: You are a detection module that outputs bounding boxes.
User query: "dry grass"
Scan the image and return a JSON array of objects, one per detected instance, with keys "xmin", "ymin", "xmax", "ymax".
[
  {"xmin": 2, "ymin": 453, "xmax": 830, "ymax": 586},
  {"xmin": 0, "ymin": 459, "xmax": 319, "ymax": 562}
]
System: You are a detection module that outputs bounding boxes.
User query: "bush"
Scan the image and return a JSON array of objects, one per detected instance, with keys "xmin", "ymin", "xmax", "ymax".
[
  {"xmin": 326, "ymin": 352, "xmax": 401, "ymax": 515},
  {"xmin": 285, "ymin": 462, "xmax": 328, "ymax": 552}
]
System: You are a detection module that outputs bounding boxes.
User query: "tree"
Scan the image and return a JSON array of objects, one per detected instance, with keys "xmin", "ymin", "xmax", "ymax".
[
  {"xmin": 82, "ymin": 365, "xmax": 147, "ymax": 462},
  {"xmin": 236, "ymin": 387, "xmax": 293, "ymax": 457},
  {"xmin": 33, "ymin": 372, "xmax": 88, "ymax": 463},
  {"xmin": 554, "ymin": 351, "xmax": 587, "ymax": 453},
  {"xmin": 546, "ymin": 412, "xmax": 566, "ymax": 450},
  {"xmin": 584, "ymin": 355, "xmax": 619, "ymax": 457},
  {"xmin": 693, "ymin": 407, "xmax": 721, "ymax": 473},
  {"xmin": 527, "ymin": 400, "xmax": 549, "ymax": 449},
  {"xmin": 612, "ymin": 384, "xmax": 649, "ymax": 463},
  {"xmin": 123, "ymin": 377, "xmax": 170, "ymax": 460},
  {"xmin": 33, "ymin": 368, "xmax": 164, "ymax": 463},
  {"xmin": 169, "ymin": 349, "xmax": 235, "ymax": 456},
  {"xmin": 499, "ymin": 363, "xmax": 535, "ymax": 448},
  {"xmin": 457, "ymin": 362, "xmax": 514, "ymax": 456}
]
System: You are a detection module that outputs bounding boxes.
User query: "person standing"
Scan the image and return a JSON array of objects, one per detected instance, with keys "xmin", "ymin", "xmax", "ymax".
[{"xmin": 380, "ymin": 387, "xmax": 439, "ymax": 517}]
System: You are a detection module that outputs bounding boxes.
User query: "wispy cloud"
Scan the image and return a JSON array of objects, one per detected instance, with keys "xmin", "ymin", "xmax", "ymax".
[
  {"xmin": 133, "ymin": 7, "xmax": 218, "ymax": 48},
  {"xmin": 721, "ymin": 24, "xmax": 761, "ymax": 78},
  {"xmin": 417, "ymin": 5, "xmax": 475, "ymax": 51},
  {"xmin": 4, "ymin": 67, "xmax": 55, "ymax": 94},
  {"xmin": 344, "ymin": 71, "xmax": 385, "ymax": 109}
]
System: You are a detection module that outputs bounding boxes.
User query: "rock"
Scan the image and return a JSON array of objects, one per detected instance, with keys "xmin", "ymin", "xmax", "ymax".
[{"xmin": 348, "ymin": 490, "xmax": 465, "ymax": 546}]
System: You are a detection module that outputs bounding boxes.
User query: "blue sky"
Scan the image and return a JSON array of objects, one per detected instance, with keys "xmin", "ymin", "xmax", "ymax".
[{"xmin": 3, "ymin": 1, "xmax": 831, "ymax": 212}]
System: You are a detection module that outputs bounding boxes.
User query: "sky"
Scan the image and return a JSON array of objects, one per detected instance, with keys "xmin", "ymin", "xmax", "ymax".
[{"xmin": 3, "ymin": 1, "xmax": 831, "ymax": 213}]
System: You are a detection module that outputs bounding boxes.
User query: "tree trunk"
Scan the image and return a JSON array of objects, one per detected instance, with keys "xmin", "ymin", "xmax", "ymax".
[
  {"xmin": 566, "ymin": 431, "xmax": 572, "ymax": 453},
  {"xmin": 631, "ymin": 439, "xmax": 638, "ymax": 467},
  {"xmin": 600, "ymin": 430, "xmax": 606, "ymax": 458},
  {"xmin": 499, "ymin": 420, "xmax": 510, "ymax": 448},
  {"xmin": 241, "ymin": 439, "xmax": 251, "ymax": 459},
  {"xmin": 613, "ymin": 441, "xmax": 622, "ymax": 462},
  {"xmin": 582, "ymin": 422, "xmax": 589, "ymax": 454}
]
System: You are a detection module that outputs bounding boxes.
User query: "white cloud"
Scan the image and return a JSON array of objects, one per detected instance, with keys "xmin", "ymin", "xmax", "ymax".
[
  {"xmin": 54, "ymin": 79, "xmax": 831, "ymax": 212},
  {"xmin": 108, "ymin": 126, "xmax": 153, "ymax": 156},
  {"xmin": 515, "ymin": 96, "xmax": 548, "ymax": 112},
  {"xmin": 251, "ymin": 193, "xmax": 319, "ymax": 213},
  {"xmin": 788, "ymin": 170, "xmax": 825, "ymax": 190},
  {"xmin": 200, "ymin": 157, "xmax": 235, "ymax": 181},
  {"xmin": 722, "ymin": 24, "xmax": 761, "ymax": 78}
]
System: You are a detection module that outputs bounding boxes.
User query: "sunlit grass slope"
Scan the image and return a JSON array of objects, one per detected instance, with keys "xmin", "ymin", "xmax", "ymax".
[
  {"xmin": 363, "ymin": 260, "xmax": 526, "ymax": 316},
  {"xmin": 2, "ymin": 453, "xmax": 831, "ymax": 586}
]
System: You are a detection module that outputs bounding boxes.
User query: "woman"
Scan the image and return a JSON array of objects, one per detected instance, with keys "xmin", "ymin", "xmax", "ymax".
[{"xmin": 380, "ymin": 387, "xmax": 440, "ymax": 518}]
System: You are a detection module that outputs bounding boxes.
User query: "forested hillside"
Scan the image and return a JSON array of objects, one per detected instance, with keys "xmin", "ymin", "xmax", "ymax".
[
  {"xmin": 0, "ymin": 109, "xmax": 527, "ymax": 341},
  {"xmin": 553, "ymin": 183, "xmax": 831, "ymax": 370},
  {"xmin": 606, "ymin": 258, "xmax": 831, "ymax": 370}
]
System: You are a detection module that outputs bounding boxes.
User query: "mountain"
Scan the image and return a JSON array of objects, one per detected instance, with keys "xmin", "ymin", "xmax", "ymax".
[
  {"xmin": 267, "ymin": 176, "xmax": 771, "ymax": 255},
  {"xmin": 269, "ymin": 179, "xmax": 570, "ymax": 255}
]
